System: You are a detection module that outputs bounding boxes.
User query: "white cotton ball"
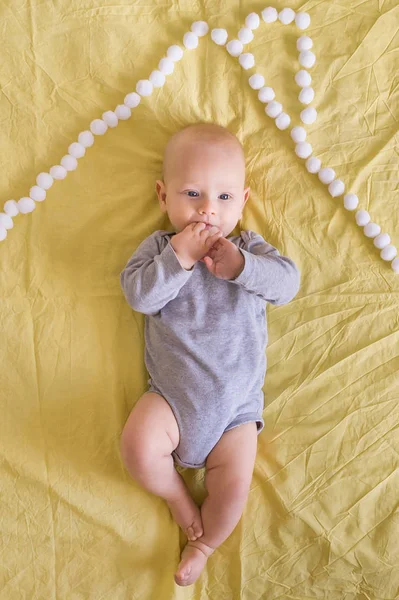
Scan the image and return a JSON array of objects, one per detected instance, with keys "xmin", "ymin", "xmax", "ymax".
[
  {"xmin": 0, "ymin": 213, "xmax": 13, "ymax": 229},
  {"xmin": 211, "ymin": 28, "xmax": 228, "ymax": 45},
  {"xmin": 226, "ymin": 40, "xmax": 243, "ymax": 57},
  {"xmin": 262, "ymin": 7, "xmax": 278, "ymax": 23},
  {"xmin": 0, "ymin": 227, "xmax": 7, "ymax": 241},
  {"xmin": 68, "ymin": 142, "xmax": 86, "ymax": 158},
  {"xmin": 60, "ymin": 155, "xmax": 78, "ymax": 171},
  {"xmin": 275, "ymin": 113, "xmax": 291, "ymax": 130},
  {"xmin": 355, "ymin": 210, "xmax": 370, "ymax": 226},
  {"xmin": 300, "ymin": 106, "xmax": 317, "ymax": 124},
  {"xmin": 245, "ymin": 12, "xmax": 260, "ymax": 29},
  {"xmin": 78, "ymin": 130, "xmax": 94, "ymax": 147},
  {"xmin": 297, "ymin": 35, "xmax": 313, "ymax": 51},
  {"xmin": 149, "ymin": 70, "xmax": 166, "ymax": 87},
  {"xmin": 279, "ymin": 8, "xmax": 295, "ymax": 24},
  {"xmin": 115, "ymin": 105, "xmax": 131, "ymax": 120},
  {"xmin": 299, "ymin": 50, "xmax": 316, "ymax": 68},
  {"xmin": 306, "ymin": 156, "xmax": 321, "ymax": 173},
  {"xmin": 4, "ymin": 200, "xmax": 19, "ymax": 217},
  {"xmin": 239, "ymin": 53, "xmax": 255, "ymax": 69},
  {"xmin": 124, "ymin": 92, "xmax": 141, "ymax": 107},
  {"xmin": 36, "ymin": 172, "xmax": 54, "ymax": 189},
  {"xmin": 295, "ymin": 12, "xmax": 311, "ymax": 30},
  {"xmin": 102, "ymin": 111, "xmax": 119, "ymax": 127},
  {"xmin": 373, "ymin": 233, "xmax": 390, "ymax": 249},
  {"xmin": 90, "ymin": 119, "xmax": 108, "ymax": 135},
  {"xmin": 328, "ymin": 179, "xmax": 345, "ymax": 197},
  {"xmin": 136, "ymin": 79, "xmax": 153, "ymax": 96},
  {"xmin": 191, "ymin": 21, "xmax": 209, "ymax": 36},
  {"xmin": 363, "ymin": 222, "xmax": 381, "ymax": 238},
  {"xmin": 167, "ymin": 45, "xmax": 184, "ymax": 61},
  {"xmin": 30, "ymin": 185, "xmax": 47, "ymax": 201},
  {"xmin": 183, "ymin": 32, "xmax": 199, "ymax": 49},
  {"xmin": 18, "ymin": 197, "xmax": 36, "ymax": 214},
  {"xmin": 299, "ymin": 87, "xmax": 315, "ymax": 104},
  {"xmin": 238, "ymin": 27, "xmax": 254, "ymax": 44},
  {"xmin": 318, "ymin": 168, "xmax": 336, "ymax": 184},
  {"xmin": 381, "ymin": 245, "xmax": 397, "ymax": 261},
  {"xmin": 391, "ymin": 257, "xmax": 399, "ymax": 273},
  {"xmin": 258, "ymin": 87, "xmax": 275, "ymax": 102},
  {"xmin": 343, "ymin": 193, "xmax": 359, "ymax": 210},
  {"xmin": 265, "ymin": 101, "xmax": 283, "ymax": 118},
  {"xmin": 295, "ymin": 142, "xmax": 312, "ymax": 159},
  {"xmin": 50, "ymin": 165, "xmax": 67, "ymax": 180},
  {"xmin": 249, "ymin": 74, "xmax": 265, "ymax": 89},
  {"xmin": 295, "ymin": 69, "xmax": 312, "ymax": 87},
  {"xmin": 158, "ymin": 58, "xmax": 175, "ymax": 75},
  {"xmin": 291, "ymin": 126, "xmax": 307, "ymax": 142}
]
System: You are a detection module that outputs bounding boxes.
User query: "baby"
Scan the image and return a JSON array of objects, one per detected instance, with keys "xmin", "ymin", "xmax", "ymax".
[{"xmin": 119, "ymin": 123, "xmax": 300, "ymax": 586}]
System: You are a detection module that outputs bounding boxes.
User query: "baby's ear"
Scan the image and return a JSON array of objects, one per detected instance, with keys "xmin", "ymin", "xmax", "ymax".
[
  {"xmin": 156, "ymin": 180, "xmax": 167, "ymax": 207},
  {"xmin": 243, "ymin": 186, "xmax": 250, "ymax": 204}
]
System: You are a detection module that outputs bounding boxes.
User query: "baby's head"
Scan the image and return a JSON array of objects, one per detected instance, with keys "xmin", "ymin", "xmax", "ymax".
[{"xmin": 156, "ymin": 123, "xmax": 250, "ymax": 237}]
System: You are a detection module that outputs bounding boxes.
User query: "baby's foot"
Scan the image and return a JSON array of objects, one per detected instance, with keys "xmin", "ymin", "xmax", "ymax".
[
  {"xmin": 174, "ymin": 540, "xmax": 215, "ymax": 586},
  {"xmin": 167, "ymin": 494, "xmax": 204, "ymax": 541}
]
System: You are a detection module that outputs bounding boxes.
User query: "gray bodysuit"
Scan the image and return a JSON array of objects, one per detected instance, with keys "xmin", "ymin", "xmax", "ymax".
[{"xmin": 120, "ymin": 229, "xmax": 300, "ymax": 468}]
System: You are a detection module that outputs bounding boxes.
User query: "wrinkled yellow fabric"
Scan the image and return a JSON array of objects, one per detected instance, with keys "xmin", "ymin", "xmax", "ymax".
[{"xmin": 1, "ymin": 0, "xmax": 398, "ymax": 598}]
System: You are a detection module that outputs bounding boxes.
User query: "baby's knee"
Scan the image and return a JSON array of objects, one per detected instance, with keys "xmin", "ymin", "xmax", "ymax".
[{"xmin": 120, "ymin": 428, "xmax": 153, "ymax": 481}]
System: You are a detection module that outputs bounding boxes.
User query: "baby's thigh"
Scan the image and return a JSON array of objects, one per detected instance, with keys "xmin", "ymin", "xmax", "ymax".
[{"xmin": 120, "ymin": 392, "xmax": 180, "ymax": 465}]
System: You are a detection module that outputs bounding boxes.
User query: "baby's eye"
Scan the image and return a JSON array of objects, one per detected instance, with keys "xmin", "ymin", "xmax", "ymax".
[
  {"xmin": 219, "ymin": 194, "xmax": 231, "ymax": 200},
  {"xmin": 186, "ymin": 191, "xmax": 199, "ymax": 197}
]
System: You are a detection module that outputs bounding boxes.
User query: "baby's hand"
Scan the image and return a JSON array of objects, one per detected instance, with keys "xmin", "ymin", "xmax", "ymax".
[
  {"xmin": 170, "ymin": 222, "xmax": 223, "ymax": 270},
  {"xmin": 199, "ymin": 237, "xmax": 245, "ymax": 280}
]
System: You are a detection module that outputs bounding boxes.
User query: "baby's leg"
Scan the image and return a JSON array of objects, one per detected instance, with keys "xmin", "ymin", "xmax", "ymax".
[
  {"xmin": 120, "ymin": 392, "xmax": 203, "ymax": 541},
  {"xmin": 174, "ymin": 422, "xmax": 258, "ymax": 586}
]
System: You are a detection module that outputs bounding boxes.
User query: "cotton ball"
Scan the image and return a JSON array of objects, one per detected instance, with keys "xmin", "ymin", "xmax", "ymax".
[
  {"xmin": 258, "ymin": 87, "xmax": 275, "ymax": 102},
  {"xmin": 149, "ymin": 70, "xmax": 166, "ymax": 87},
  {"xmin": 4, "ymin": 200, "xmax": 19, "ymax": 217},
  {"xmin": 299, "ymin": 87, "xmax": 314, "ymax": 104},
  {"xmin": 318, "ymin": 168, "xmax": 335, "ymax": 184},
  {"xmin": 363, "ymin": 222, "xmax": 381, "ymax": 238},
  {"xmin": 381, "ymin": 245, "xmax": 397, "ymax": 261},
  {"xmin": 167, "ymin": 45, "xmax": 184, "ymax": 61},
  {"xmin": 36, "ymin": 172, "xmax": 54, "ymax": 189},
  {"xmin": 297, "ymin": 36, "xmax": 313, "ymax": 51},
  {"xmin": 391, "ymin": 257, "xmax": 399, "ymax": 273},
  {"xmin": 262, "ymin": 7, "xmax": 278, "ymax": 23},
  {"xmin": 295, "ymin": 12, "xmax": 311, "ymax": 30},
  {"xmin": 0, "ymin": 213, "xmax": 13, "ymax": 229},
  {"xmin": 295, "ymin": 142, "xmax": 312, "ymax": 159},
  {"xmin": 50, "ymin": 165, "xmax": 67, "ymax": 180},
  {"xmin": 355, "ymin": 210, "xmax": 370, "ymax": 226},
  {"xmin": 299, "ymin": 50, "xmax": 316, "ymax": 68},
  {"xmin": 265, "ymin": 101, "xmax": 283, "ymax": 118},
  {"xmin": 183, "ymin": 32, "xmax": 199, "ymax": 49},
  {"xmin": 115, "ymin": 105, "xmax": 131, "ymax": 120},
  {"xmin": 226, "ymin": 40, "xmax": 243, "ymax": 57},
  {"xmin": 275, "ymin": 113, "xmax": 291, "ymax": 130},
  {"xmin": 68, "ymin": 142, "xmax": 86, "ymax": 158},
  {"xmin": 211, "ymin": 28, "xmax": 228, "ymax": 45},
  {"xmin": 249, "ymin": 74, "xmax": 265, "ymax": 89},
  {"xmin": 0, "ymin": 227, "xmax": 7, "ymax": 241},
  {"xmin": 291, "ymin": 126, "xmax": 307, "ymax": 142},
  {"xmin": 18, "ymin": 197, "xmax": 36, "ymax": 214},
  {"xmin": 136, "ymin": 79, "xmax": 153, "ymax": 96},
  {"xmin": 158, "ymin": 58, "xmax": 174, "ymax": 75},
  {"xmin": 295, "ymin": 69, "xmax": 312, "ymax": 87},
  {"xmin": 238, "ymin": 27, "xmax": 254, "ymax": 44},
  {"xmin": 90, "ymin": 119, "xmax": 108, "ymax": 135},
  {"xmin": 102, "ymin": 111, "xmax": 118, "ymax": 127},
  {"xmin": 373, "ymin": 233, "xmax": 390, "ymax": 249},
  {"xmin": 239, "ymin": 53, "xmax": 255, "ymax": 69},
  {"xmin": 191, "ymin": 21, "xmax": 209, "ymax": 36},
  {"xmin": 328, "ymin": 179, "xmax": 345, "ymax": 197},
  {"xmin": 300, "ymin": 106, "xmax": 317, "ymax": 124},
  {"xmin": 78, "ymin": 130, "xmax": 94, "ymax": 147},
  {"xmin": 343, "ymin": 193, "xmax": 359, "ymax": 210},
  {"xmin": 279, "ymin": 8, "xmax": 295, "ymax": 24},
  {"xmin": 124, "ymin": 92, "xmax": 141, "ymax": 107},
  {"xmin": 245, "ymin": 12, "xmax": 260, "ymax": 29},
  {"xmin": 60, "ymin": 155, "xmax": 78, "ymax": 171},
  {"xmin": 306, "ymin": 156, "xmax": 321, "ymax": 173},
  {"xmin": 29, "ymin": 186, "xmax": 46, "ymax": 202}
]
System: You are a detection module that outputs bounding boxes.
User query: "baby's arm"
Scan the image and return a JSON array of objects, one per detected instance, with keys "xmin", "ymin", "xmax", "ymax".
[
  {"xmin": 120, "ymin": 232, "xmax": 193, "ymax": 315},
  {"xmin": 230, "ymin": 231, "xmax": 300, "ymax": 305}
]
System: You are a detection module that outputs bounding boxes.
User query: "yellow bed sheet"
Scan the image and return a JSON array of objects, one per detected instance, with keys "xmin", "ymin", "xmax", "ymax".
[{"xmin": 1, "ymin": 0, "xmax": 399, "ymax": 598}]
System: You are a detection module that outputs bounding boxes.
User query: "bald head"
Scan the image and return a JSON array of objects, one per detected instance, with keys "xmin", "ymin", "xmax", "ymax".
[{"xmin": 162, "ymin": 123, "xmax": 245, "ymax": 185}]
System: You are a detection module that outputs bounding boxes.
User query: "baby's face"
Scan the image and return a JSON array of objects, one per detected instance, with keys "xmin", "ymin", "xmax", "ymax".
[{"xmin": 156, "ymin": 138, "xmax": 249, "ymax": 238}]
